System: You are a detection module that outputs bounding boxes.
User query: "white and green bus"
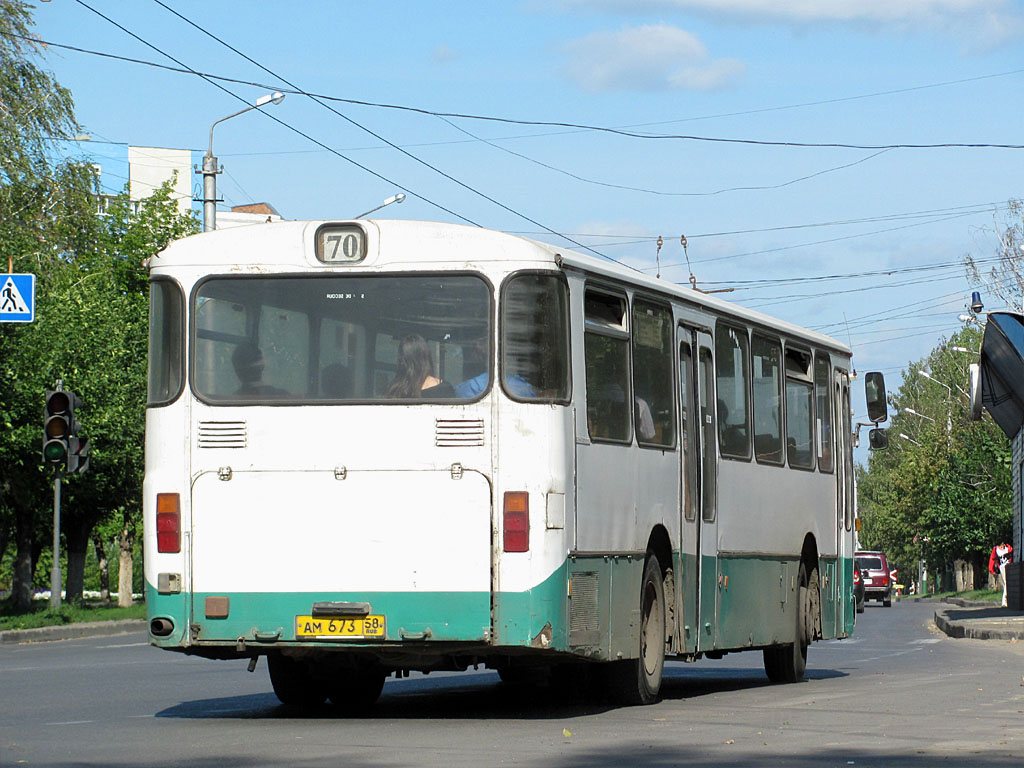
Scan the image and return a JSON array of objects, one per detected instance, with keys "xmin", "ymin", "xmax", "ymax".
[{"xmin": 144, "ymin": 218, "xmax": 872, "ymax": 708}]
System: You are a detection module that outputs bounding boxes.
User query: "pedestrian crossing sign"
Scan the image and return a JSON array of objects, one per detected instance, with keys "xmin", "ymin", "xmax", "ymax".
[{"xmin": 0, "ymin": 273, "xmax": 35, "ymax": 323}]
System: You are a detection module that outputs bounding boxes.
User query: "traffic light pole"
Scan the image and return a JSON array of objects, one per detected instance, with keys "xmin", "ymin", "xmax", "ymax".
[{"xmin": 50, "ymin": 471, "xmax": 62, "ymax": 610}]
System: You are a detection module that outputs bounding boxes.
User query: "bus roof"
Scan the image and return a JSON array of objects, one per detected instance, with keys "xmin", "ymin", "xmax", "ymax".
[{"xmin": 153, "ymin": 218, "xmax": 851, "ymax": 357}]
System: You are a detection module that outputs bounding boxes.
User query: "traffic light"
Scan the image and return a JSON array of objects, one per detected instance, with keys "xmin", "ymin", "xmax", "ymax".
[
  {"xmin": 67, "ymin": 435, "xmax": 90, "ymax": 474},
  {"xmin": 42, "ymin": 389, "xmax": 86, "ymax": 473}
]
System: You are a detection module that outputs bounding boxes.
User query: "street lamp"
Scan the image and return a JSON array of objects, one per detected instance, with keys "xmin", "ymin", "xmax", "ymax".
[
  {"xmin": 200, "ymin": 91, "xmax": 285, "ymax": 232},
  {"xmin": 919, "ymin": 368, "xmax": 969, "ymax": 400},
  {"xmin": 901, "ymin": 406, "xmax": 935, "ymax": 422},
  {"xmin": 355, "ymin": 192, "xmax": 406, "ymax": 219},
  {"xmin": 898, "ymin": 432, "xmax": 921, "ymax": 446}
]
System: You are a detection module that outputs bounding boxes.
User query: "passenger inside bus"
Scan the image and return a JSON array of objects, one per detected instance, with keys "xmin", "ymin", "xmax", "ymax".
[
  {"xmin": 455, "ymin": 338, "xmax": 534, "ymax": 399},
  {"xmin": 232, "ymin": 342, "xmax": 288, "ymax": 397},
  {"xmin": 385, "ymin": 334, "xmax": 455, "ymax": 398}
]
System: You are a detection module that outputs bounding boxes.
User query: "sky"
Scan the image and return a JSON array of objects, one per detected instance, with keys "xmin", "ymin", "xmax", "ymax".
[{"xmin": 25, "ymin": 0, "xmax": 1024, "ymax": 460}]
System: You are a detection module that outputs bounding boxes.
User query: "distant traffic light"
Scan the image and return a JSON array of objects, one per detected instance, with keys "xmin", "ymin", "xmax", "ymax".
[
  {"xmin": 42, "ymin": 389, "xmax": 86, "ymax": 473},
  {"xmin": 67, "ymin": 435, "xmax": 90, "ymax": 474}
]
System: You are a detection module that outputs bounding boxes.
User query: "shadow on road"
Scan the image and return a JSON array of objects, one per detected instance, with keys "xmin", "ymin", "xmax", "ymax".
[
  {"xmin": 155, "ymin": 664, "xmax": 845, "ymax": 721},
  {"xmin": 27, "ymin": 745, "xmax": 1024, "ymax": 768}
]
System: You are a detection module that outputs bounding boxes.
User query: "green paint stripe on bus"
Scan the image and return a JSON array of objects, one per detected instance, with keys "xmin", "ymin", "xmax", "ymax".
[{"xmin": 147, "ymin": 565, "xmax": 572, "ymax": 649}]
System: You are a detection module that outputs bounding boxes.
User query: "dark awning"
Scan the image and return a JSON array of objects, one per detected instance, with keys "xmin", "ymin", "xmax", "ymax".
[{"xmin": 981, "ymin": 311, "xmax": 1024, "ymax": 440}]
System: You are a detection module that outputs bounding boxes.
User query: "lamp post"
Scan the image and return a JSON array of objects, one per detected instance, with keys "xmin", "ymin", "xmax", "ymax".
[
  {"xmin": 200, "ymin": 92, "xmax": 285, "ymax": 232},
  {"xmin": 917, "ymin": 370, "xmax": 954, "ymax": 435},
  {"xmin": 355, "ymin": 192, "xmax": 406, "ymax": 219}
]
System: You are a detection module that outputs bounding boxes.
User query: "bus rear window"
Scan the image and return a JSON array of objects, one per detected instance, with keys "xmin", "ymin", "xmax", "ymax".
[
  {"xmin": 501, "ymin": 273, "xmax": 570, "ymax": 402},
  {"xmin": 148, "ymin": 279, "xmax": 184, "ymax": 407},
  {"xmin": 191, "ymin": 274, "xmax": 491, "ymax": 403}
]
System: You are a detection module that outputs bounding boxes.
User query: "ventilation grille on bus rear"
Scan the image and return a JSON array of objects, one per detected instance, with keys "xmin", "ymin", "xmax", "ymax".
[
  {"xmin": 197, "ymin": 421, "xmax": 247, "ymax": 449},
  {"xmin": 569, "ymin": 572, "xmax": 600, "ymax": 647},
  {"xmin": 435, "ymin": 418, "xmax": 485, "ymax": 447}
]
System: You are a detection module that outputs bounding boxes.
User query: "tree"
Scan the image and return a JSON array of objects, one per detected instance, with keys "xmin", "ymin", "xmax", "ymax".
[
  {"xmin": 0, "ymin": 0, "xmax": 93, "ymax": 610},
  {"xmin": 858, "ymin": 325, "xmax": 1012, "ymax": 589},
  {"xmin": 0, "ymin": 2, "xmax": 200, "ymax": 608},
  {"xmin": 965, "ymin": 199, "xmax": 1024, "ymax": 312},
  {"xmin": 59, "ymin": 180, "xmax": 197, "ymax": 604}
]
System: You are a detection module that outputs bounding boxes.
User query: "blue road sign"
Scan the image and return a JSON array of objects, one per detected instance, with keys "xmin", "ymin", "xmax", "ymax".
[{"xmin": 0, "ymin": 273, "xmax": 36, "ymax": 323}]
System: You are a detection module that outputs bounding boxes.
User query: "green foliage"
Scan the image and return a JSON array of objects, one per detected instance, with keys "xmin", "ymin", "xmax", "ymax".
[
  {"xmin": 0, "ymin": 599, "xmax": 145, "ymax": 631},
  {"xmin": 0, "ymin": 1, "xmax": 95, "ymax": 609},
  {"xmin": 0, "ymin": 178, "xmax": 198, "ymax": 596},
  {"xmin": 0, "ymin": 3, "xmax": 200, "ymax": 604},
  {"xmin": 858, "ymin": 324, "xmax": 1012, "ymax": 579},
  {"xmin": 0, "ymin": 0, "xmax": 79, "ymax": 185}
]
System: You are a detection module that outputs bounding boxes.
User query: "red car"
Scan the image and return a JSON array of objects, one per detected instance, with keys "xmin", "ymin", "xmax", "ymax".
[
  {"xmin": 853, "ymin": 564, "xmax": 866, "ymax": 613},
  {"xmin": 855, "ymin": 551, "xmax": 892, "ymax": 607}
]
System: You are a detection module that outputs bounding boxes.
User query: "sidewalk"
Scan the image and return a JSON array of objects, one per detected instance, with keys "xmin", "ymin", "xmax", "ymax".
[
  {"xmin": 931, "ymin": 598, "xmax": 1024, "ymax": 641},
  {"xmin": 0, "ymin": 619, "xmax": 145, "ymax": 645},
  {"xmin": 3, "ymin": 601, "xmax": 1022, "ymax": 644}
]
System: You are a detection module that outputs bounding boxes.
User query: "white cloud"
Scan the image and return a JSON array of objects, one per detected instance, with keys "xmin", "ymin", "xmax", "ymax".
[
  {"xmin": 562, "ymin": 0, "xmax": 1003, "ymax": 22},
  {"xmin": 432, "ymin": 44, "xmax": 458, "ymax": 63},
  {"xmin": 562, "ymin": 1, "xmax": 1024, "ymax": 46},
  {"xmin": 562, "ymin": 23, "xmax": 745, "ymax": 92}
]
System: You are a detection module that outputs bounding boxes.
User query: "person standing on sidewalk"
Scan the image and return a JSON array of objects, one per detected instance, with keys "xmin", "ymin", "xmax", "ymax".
[{"xmin": 989, "ymin": 541, "xmax": 1014, "ymax": 607}]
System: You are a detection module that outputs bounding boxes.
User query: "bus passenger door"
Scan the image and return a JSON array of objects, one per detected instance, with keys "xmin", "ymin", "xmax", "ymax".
[
  {"xmin": 835, "ymin": 371, "xmax": 855, "ymax": 635},
  {"xmin": 677, "ymin": 330, "xmax": 699, "ymax": 654},
  {"xmin": 679, "ymin": 326, "xmax": 718, "ymax": 653}
]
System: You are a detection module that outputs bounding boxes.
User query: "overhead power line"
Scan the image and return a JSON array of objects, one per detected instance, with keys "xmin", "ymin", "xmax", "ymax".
[
  {"xmin": 143, "ymin": 0, "xmax": 624, "ymax": 267},
  {"xmin": 11, "ymin": 28, "xmax": 1024, "ymax": 151},
  {"xmin": 71, "ymin": 0, "xmax": 485, "ymax": 229}
]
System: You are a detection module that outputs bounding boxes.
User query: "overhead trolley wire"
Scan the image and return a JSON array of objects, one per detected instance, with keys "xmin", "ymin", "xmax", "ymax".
[
  {"xmin": 71, "ymin": 0, "xmax": 488, "ymax": 229},
  {"xmin": 136, "ymin": 0, "xmax": 628, "ymax": 267},
  {"xmin": 12, "ymin": 28, "xmax": 1024, "ymax": 152}
]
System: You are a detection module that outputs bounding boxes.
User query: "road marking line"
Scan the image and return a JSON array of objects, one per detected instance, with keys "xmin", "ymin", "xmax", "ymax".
[
  {"xmin": 98, "ymin": 642, "xmax": 149, "ymax": 649},
  {"xmin": 44, "ymin": 720, "xmax": 95, "ymax": 726}
]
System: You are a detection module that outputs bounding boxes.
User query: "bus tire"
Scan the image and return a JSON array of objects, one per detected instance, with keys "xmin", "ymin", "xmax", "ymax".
[
  {"xmin": 268, "ymin": 654, "xmax": 327, "ymax": 707},
  {"xmin": 605, "ymin": 554, "xmax": 665, "ymax": 705},
  {"xmin": 327, "ymin": 667, "xmax": 386, "ymax": 712},
  {"xmin": 763, "ymin": 562, "xmax": 809, "ymax": 684}
]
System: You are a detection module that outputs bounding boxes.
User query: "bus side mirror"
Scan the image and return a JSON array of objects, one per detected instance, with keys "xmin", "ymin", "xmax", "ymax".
[
  {"xmin": 868, "ymin": 427, "xmax": 888, "ymax": 451},
  {"xmin": 865, "ymin": 371, "xmax": 888, "ymax": 424},
  {"xmin": 968, "ymin": 363, "xmax": 983, "ymax": 421}
]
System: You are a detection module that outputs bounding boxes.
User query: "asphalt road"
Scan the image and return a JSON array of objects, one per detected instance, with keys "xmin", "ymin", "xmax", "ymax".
[{"xmin": 2, "ymin": 599, "xmax": 1022, "ymax": 767}]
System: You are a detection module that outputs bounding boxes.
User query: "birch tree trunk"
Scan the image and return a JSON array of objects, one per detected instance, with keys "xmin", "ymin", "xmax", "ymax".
[
  {"xmin": 117, "ymin": 521, "xmax": 134, "ymax": 607},
  {"xmin": 92, "ymin": 533, "xmax": 110, "ymax": 601}
]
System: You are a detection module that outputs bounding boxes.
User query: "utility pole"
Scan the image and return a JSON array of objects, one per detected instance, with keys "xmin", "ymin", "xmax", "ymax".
[{"xmin": 198, "ymin": 92, "xmax": 285, "ymax": 232}]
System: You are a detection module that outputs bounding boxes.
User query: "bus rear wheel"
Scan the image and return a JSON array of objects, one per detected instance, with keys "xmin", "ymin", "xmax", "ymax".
[
  {"xmin": 327, "ymin": 667, "xmax": 386, "ymax": 713},
  {"xmin": 605, "ymin": 554, "xmax": 665, "ymax": 705},
  {"xmin": 268, "ymin": 654, "xmax": 327, "ymax": 707},
  {"xmin": 763, "ymin": 562, "xmax": 810, "ymax": 684}
]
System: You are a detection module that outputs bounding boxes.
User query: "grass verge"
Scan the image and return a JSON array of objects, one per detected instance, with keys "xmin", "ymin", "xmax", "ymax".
[
  {"xmin": 913, "ymin": 588, "xmax": 1002, "ymax": 603},
  {"xmin": 0, "ymin": 600, "xmax": 146, "ymax": 632}
]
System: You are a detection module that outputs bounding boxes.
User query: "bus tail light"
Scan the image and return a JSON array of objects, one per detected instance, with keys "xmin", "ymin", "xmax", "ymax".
[
  {"xmin": 503, "ymin": 492, "xmax": 529, "ymax": 552},
  {"xmin": 156, "ymin": 493, "xmax": 181, "ymax": 553}
]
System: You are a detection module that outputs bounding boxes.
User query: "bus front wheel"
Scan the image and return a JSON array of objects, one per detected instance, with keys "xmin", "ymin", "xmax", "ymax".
[
  {"xmin": 763, "ymin": 562, "xmax": 810, "ymax": 683},
  {"xmin": 604, "ymin": 554, "xmax": 665, "ymax": 705}
]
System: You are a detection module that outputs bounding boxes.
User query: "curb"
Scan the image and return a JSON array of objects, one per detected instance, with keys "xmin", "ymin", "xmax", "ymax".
[
  {"xmin": 933, "ymin": 609, "xmax": 1024, "ymax": 641},
  {"xmin": 0, "ymin": 619, "xmax": 146, "ymax": 645}
]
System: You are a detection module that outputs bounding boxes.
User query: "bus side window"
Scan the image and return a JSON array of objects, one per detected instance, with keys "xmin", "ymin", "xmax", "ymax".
[
  {"xmin": 715, "ymin": 322, "xmax": 751, "ymax": 460},
  {"xmin": 632, "ymin": 298, "xmax": 675, "ymax": 448},
  {"xmin": 751, "ymin": 333, "xmax": 783, "ymax": 464},
  {"xmin": 814, "ymin": 352, "xmax": 834, "ymax": 472},
  {"xmin": 584, "ymin": 289, "xmax": 631, "ymax": 443},
  {"xmin": 785, "ymin": 346, "xmax": 815, "ymax": 469}
]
